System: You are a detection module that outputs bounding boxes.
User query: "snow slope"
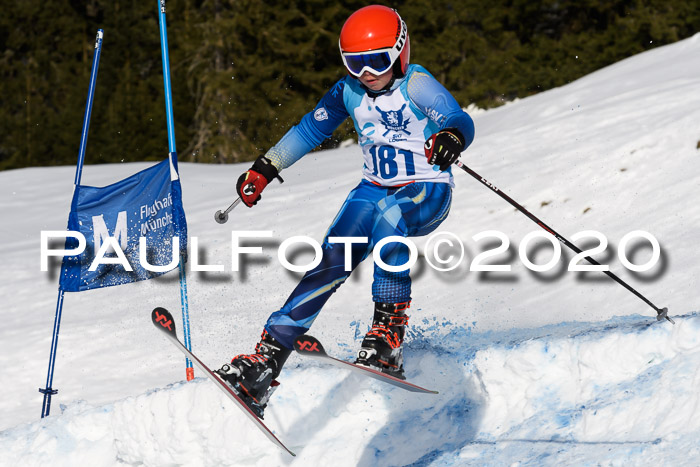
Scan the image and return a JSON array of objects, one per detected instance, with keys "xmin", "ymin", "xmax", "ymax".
[
  {"xmin": 1, "ymin": 33, "xmax": 699, "ymax": 466},
  {"xmin": 4, "ymin": 313, "xmax": 700, "ymax": 466}
]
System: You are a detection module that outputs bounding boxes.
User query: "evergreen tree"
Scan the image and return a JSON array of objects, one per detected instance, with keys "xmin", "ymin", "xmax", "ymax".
[{"xmin": 1, "ymin": 0, "xmax": 698, "ymax": 170}]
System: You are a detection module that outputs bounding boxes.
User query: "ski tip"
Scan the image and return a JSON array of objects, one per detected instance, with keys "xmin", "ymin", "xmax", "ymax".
[
  {"xmin": 293, "ymin": 335, "xmax": 327, "ymax": 356},
  {"xmin": 152, "ymin": 307, "xmax": 177, "ymax": 337}
]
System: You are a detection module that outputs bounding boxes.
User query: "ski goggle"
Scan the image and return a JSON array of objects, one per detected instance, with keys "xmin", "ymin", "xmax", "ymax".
[{"xmin": 341, "ymin": 47, "xmax": 398, "ymax": 77}]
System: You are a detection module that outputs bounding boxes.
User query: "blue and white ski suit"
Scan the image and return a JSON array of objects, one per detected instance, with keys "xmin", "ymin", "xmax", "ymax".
[{"xmin": 262, "ymin": 64, "xmax": 475, "ymax": 348}]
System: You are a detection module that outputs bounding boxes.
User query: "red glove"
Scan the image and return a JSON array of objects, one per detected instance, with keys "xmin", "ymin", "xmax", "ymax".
[{"xmin": 236, "ymin": 156, "xmax": 279, "ymax": 207}]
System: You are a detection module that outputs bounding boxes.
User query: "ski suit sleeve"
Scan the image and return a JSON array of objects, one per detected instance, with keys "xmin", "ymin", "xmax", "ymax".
[
  {"xmin": 406, "ymin": 70, "xmax": 475, "ymax": 149},
  {"xmin": 263, "ymin": 79, "xmax": 350, "ymax": 171}
]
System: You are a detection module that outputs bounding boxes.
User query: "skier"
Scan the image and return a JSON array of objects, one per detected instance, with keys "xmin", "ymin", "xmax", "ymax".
[{"xmin": 216, "ymin": 5, "xmax": 475, "ymax": 413}]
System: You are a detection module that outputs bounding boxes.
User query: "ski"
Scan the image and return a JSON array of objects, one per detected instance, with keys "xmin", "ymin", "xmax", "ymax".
[
  {"xmin": 293, "ymin": 335, "xmax": 438, "ymax": 394},
  {"xmin": 151, "ymin": 307, "xmax": 295, "ymax": 457}
]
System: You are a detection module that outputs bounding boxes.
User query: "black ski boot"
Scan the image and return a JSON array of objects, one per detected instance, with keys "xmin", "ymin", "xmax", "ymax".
[
  {"xmin": 215, "ymin": 330, "xmax": 292, "ymax": 418},
  {"xmin": 355, "ymin": 301, "xmax": 410, "ymax": 380}
]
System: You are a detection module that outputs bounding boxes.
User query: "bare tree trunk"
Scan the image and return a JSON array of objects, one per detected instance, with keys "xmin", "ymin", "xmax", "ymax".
[{"xmin": 25, "ymin": 65, "xmax": 32, "ymax": 166}]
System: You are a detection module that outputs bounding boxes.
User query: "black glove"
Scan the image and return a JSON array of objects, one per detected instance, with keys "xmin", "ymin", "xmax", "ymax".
[
  {"xmin": 424, "ymin": 128, "xmax": 466, "ymax": 171},
  {"xmin": 236, "ymin": 156, "xmax": 279, "ymax": 207}
]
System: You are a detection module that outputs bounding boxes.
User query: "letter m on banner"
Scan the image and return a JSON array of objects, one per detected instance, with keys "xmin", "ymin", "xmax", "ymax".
[{"xmin": 58, "ymin": 156, "xmax": 187, "ymax": 291}]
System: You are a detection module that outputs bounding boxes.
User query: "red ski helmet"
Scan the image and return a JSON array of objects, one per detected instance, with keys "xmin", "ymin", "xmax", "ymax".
[{"xmin": 339, "ymin": 5, "xmax": 410, "ymax": 78}]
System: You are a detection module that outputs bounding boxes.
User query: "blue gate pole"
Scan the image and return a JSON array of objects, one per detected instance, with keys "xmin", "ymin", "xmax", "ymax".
[
  {"xmin": 158, "ymin": 0, "xmax": 194, "ymax": 380},
  {"xmin": 40, "ymin": 29, "xmax": 104, "ymax": 418}
]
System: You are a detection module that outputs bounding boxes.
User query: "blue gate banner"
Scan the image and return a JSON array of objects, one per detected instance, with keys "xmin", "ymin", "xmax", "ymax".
[{"xmin": 59, "ymin": 157, "xmax": 187, "ymax": 292}]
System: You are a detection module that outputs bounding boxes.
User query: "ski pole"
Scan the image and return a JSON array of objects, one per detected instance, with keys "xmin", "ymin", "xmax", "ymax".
[
  {"xmin": 454, "ymin": 160, "xmax": 673, "ymax": 324},
  {"xmin": 214, "ymin": 175, "xmax": 284, "ymax": 224},
  {"xmin": 214, "ymin": 197, "xmax": 242, "ymax": 224}
]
